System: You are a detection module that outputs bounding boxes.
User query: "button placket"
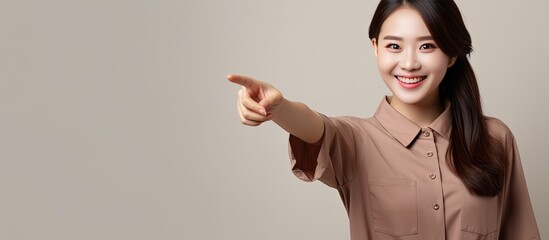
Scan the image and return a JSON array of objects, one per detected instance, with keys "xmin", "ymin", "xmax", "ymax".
[{"xmin": 422, "ymin": 128, "xmax": 443, "ymax": 219}]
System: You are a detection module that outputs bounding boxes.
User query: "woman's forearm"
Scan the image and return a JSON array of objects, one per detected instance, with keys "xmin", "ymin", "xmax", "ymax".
[{"xmin": 272, "ymin": 98, "xmax": 324, "ymax": 144}]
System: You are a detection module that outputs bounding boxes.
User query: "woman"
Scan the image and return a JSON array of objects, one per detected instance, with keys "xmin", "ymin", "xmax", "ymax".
[{"xmin": 227, "ymin": 0, "xmax": 540, "ymax": 239}]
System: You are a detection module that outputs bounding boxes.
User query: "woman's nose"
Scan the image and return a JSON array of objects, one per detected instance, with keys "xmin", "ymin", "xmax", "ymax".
[{"xmin": 399, "ymin": 50, "xmax": 421, "ymax": 71}]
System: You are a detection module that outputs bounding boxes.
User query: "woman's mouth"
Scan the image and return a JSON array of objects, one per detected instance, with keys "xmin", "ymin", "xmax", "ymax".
[{"xmin": 395, "ymin": 75, "xmax": 427, "ymax": 89}]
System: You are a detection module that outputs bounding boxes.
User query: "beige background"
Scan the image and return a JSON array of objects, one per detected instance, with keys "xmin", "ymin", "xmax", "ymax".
[{"xmin": 0, "ymin": 0, "xmax": 547, "ymax": 239}]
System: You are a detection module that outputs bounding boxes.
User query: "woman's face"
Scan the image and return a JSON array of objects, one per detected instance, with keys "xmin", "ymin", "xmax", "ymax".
[{"xmin": 372, "ymin": 7, "xmax": 455, "ymax": 107}]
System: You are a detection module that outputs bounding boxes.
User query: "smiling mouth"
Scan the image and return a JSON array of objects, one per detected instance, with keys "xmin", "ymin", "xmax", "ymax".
[{"xmin": 395, "ymin": 75, "xmax": 427, "ymax": 84}]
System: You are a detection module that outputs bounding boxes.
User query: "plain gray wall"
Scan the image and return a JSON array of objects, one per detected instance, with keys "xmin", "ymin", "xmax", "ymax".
[{"xmin": 0, "ymin": 0, "xmax": 547, "ymax": 239}]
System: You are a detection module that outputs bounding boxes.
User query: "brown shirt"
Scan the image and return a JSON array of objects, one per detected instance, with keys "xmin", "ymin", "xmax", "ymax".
[{"xmin": 288, "ymin": 97, "xmax": 540, "ymax": 240}]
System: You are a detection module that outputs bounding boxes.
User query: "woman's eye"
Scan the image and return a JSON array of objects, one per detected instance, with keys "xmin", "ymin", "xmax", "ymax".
[
  {"xmin": 386, "ymin": 44, "xmax": 400, "ymax": 50},
  {"xmin": 420, "ymin": 44, "xmax": 436, "ymax": 50}
]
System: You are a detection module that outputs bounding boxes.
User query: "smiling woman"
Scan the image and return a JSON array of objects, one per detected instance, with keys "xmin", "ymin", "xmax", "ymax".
[
  {"xmin": 372, "ymin": 7, "xmax": 456, "ymax": 119},
  {"xmin": 370, "ymin": 3, "xmax": 508, "ymax": 200},
  {"xmin": 227, "ymin": 0, "xmax": 540, "ymax": 239}
]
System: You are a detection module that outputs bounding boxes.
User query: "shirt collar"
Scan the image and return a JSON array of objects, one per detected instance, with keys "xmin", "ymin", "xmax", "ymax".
[{"xmin": 374, "ymin": 96, "xmax": 452, "ymax": 147}]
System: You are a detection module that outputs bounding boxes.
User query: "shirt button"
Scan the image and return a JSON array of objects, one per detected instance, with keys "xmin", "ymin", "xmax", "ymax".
[
  {"xmin": 429, "ymin": 173, "xmax": 437, "ymax": 180},
  {"xmin": 423, "ymin": 130, "xmax": 431, "ymax": 137},
  {"xmin": 427, "ymin": 151, "xmax": 434, "ymax": 157},
  {"xmin": 433, "ymin": 203, "xmax": 440, "ymax": 210}
]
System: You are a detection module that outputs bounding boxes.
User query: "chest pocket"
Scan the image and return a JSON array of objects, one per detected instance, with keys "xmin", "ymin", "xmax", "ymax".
[
  {"xmin": 460, "ymin": 194, "xmax": 499, "ymax": 240},
  {"xmin": 369, "ymin": 177, "xmax": 418, "ymax": 239}
]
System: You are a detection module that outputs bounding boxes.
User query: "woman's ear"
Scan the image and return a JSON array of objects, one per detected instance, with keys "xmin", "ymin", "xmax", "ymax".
[
  {"xmin": 371, "ymin": 38, "xmax": 378, "ymax": 56},
  {"xmin": 448, "ymin": 56, "xmax": 457, "ymax": 68}
]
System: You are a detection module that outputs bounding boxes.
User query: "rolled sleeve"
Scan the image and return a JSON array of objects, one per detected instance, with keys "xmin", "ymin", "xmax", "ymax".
[{"xmin": 288, "ymin": 113, "xmax": 358, "ymax": 188}]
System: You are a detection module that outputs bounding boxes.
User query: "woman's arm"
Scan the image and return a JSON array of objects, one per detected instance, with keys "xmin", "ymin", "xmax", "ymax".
[{"xmin": 227, "ymin": 74, "xmax": 324, "ymax": 144}]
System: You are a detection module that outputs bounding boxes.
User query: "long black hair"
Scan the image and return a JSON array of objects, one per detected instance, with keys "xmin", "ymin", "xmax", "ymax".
[{"xmin": 369, "ymin": 0, "xmax": 507, "ymax": 197}]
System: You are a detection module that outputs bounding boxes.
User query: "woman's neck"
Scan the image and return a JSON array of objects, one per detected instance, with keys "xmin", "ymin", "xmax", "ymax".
[{"xmin": 389, "ymin": 95, "xmax": 444, "ymax": 128}]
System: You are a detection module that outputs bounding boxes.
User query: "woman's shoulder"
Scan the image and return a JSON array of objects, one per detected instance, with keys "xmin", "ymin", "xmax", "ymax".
[
  {"xmin": 484, "ymin": 116, "xmax": 515, "ymax": 145},
  {"xmin": 326, "ymin": 115, "xmax": 379, "ymax": 128},
  {"xmin": 319, "ymin": 114, "xmax": 380, "ymax": 136}
]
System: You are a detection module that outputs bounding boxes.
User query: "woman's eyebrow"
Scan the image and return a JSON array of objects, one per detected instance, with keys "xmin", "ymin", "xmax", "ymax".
[{"xmin": 382, "ymin": 35, "xmax": 434, "ymax": 41}]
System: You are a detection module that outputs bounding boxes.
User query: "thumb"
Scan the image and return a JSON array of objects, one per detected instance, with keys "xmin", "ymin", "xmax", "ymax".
[{"xmin": 258, "ymin": 97, "xmax": 271, "ymax": 110}]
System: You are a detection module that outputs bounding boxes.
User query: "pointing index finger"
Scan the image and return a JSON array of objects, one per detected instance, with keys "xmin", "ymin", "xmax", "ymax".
[{"xmin": 227, "ymin": 74, "xmax": 256, "ymax": 88}]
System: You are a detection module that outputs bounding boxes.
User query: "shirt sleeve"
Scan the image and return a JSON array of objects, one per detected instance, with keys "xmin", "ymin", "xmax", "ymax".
[
  {"xmin": 498, "ymin": 122, "xmax": 540, "ymax": 239},
  {"xmin": 288, "ymin": 113, "xmax": 358, "ymax": 188}
]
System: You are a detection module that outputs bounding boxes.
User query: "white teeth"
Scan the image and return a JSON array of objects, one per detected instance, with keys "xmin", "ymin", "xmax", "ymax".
[{"xmin": 396, "ymin": 76, "xmax": 426, "ymax": 84}]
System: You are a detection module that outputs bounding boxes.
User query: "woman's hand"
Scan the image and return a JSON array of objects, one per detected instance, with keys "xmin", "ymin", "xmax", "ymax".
[{"xmin": 227, "ymin": 74, "xmax": 283, "ymax": 126}]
